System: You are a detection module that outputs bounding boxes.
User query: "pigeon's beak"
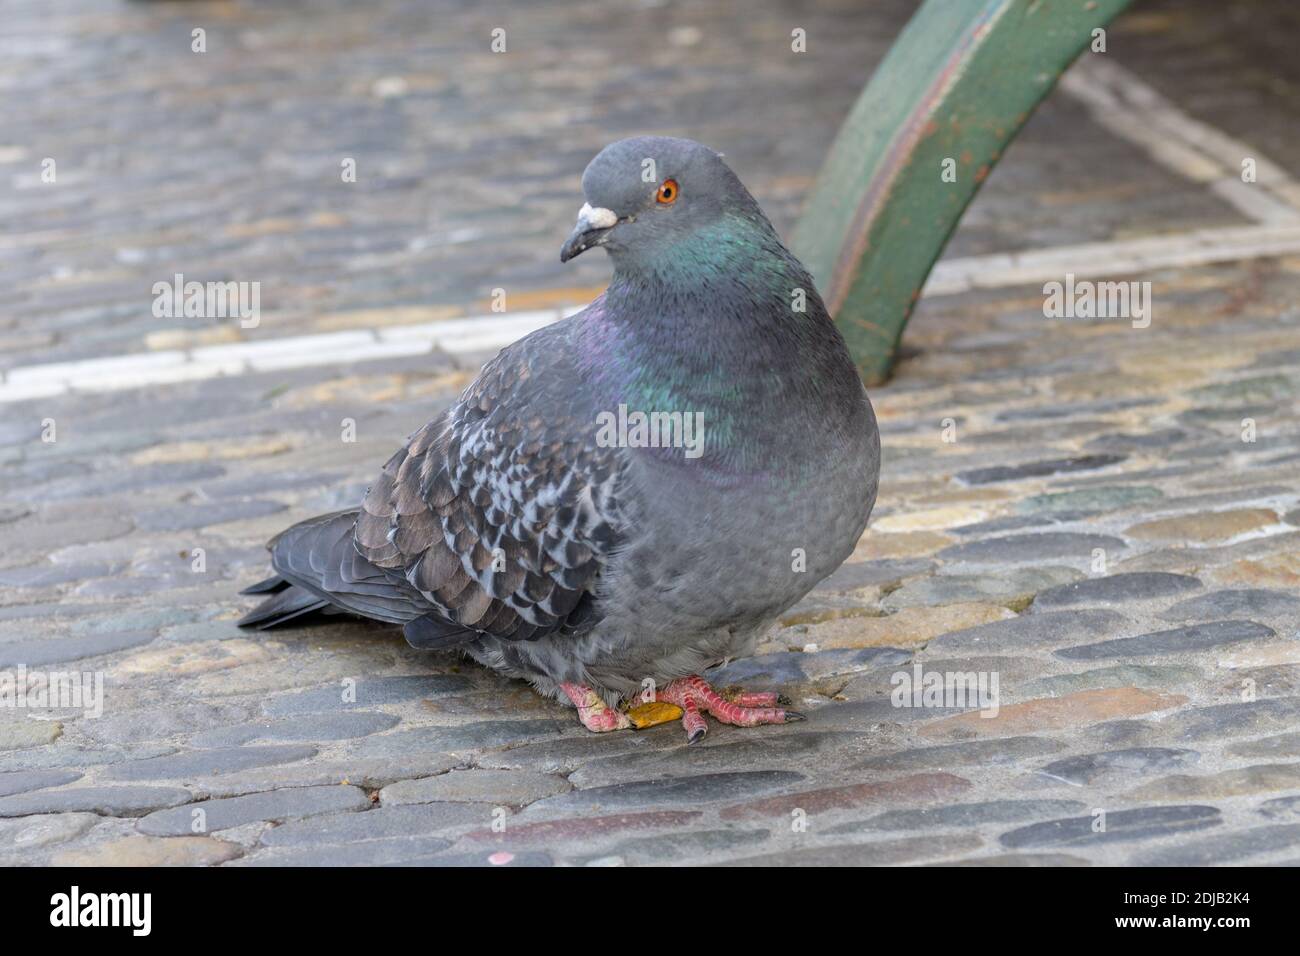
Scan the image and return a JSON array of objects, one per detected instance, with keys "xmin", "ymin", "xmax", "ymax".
[{"xmin": 560, "ymin": 203, "xmax": 619, "ymax": 262}]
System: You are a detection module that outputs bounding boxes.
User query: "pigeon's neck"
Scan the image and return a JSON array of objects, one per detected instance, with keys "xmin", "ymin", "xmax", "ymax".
[{"xmin": 576, "ymin": 216, "xmax": 865, "ymax": 472}]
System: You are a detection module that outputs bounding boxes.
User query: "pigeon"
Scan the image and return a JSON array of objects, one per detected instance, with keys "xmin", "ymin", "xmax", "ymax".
[{"xmin": 239, "ymin": 136, "xmax": 880, "ymax": 741}]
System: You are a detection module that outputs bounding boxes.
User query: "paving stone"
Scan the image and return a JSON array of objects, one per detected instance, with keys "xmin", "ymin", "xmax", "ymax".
[
  {"xmin": 1214, "ymin": 551, "xmax": 1300, "ymax": 589},
  {"xmin": 527, "ymin": 771, "xmax": 805, "ymax": 815},
  {"xmin": 830, "ymin": 799, "xmax": 1087, "ymax": 833},
  {"xmin": 1017, "ymin": 485, "xmax": 1164, "ymax": 514},
  {"xmin": 571, "ymin": 828, "xmax": 773, "ymax": 865},
  {"xmin": 78, "ymin": 701, "xmax": 259, "ymax": 746},
  {"xmin": 794, "ymin": 603, "xmax": 1014, "ymax": 650},
  {"xmin": 814, "ymin": 558, "xmax": 935, "ymax": 593},
  {"xmin": 0, "ymin": 562, "xmax": 118, "ymax": 588},
  {"xmin": 1000, "ymin": 805, "xmax": 1222, "ymax": 849},
  {"xmin": 0, "ymin": 812, "xmax": 100, "ymax": 851},
  {"xmin": 41, "ymin": 462, "xmax": 226, "ymax": 500},
  {"xmin": 928, "ymin": 609, "xmax": 1130, "ymax": 654},
  {"xmin": 102, "ymin": 745, "xmax": 318, "ymax": 781},
  {"xmin": 344, "ymin": 720, "xmax": 565, "ymax": 756},
  {"xmin": 938, "ymin": 533, "xmax": 1128, "ymax": 566},
  {"xmin": 918, "ymin": 688, "xmax": 1186, "ymax": 739},
  {"xmin": 1228, "ymin": 732, "xmax": 1300, "ymax": 759},
  {"xmin": 381, "ymin": 769, "xmax": 570, "ymax": 807},
  {"xmin": 949, "ymin": 506, "xmax": 1102, "ymax": 533},
  {"xmin": 70, "ymin": 606, "xmax": 201, "ymax": 635},
  {"xmin": 884, "ymin": 567, "xmax": 1081, "ymax": 610},
  {"xmin": 136, "ymin": 499, "xmax": 286, "ymax": 531},
  {"xmin": 702, "ymin": 647, "xmax": 910, "ymax": 687},
  {"xmin": 0, "ymin": 517, "xmax": 132, "ymax": 555},
  {"xmin": 0, "ymin": 742, "xmax": 173, "ymax": 774},
  {"xmin": 1159, "ymin": 698, "xmax": 1300, "ymax": 741},
  {"xmin": 0, "ymin": 785, "xmax": 193, "ymax": 818},
  {"xmin": 53, "ymin": 835, "xmax": 243, "ymax": 866},
  {"xmin": 803, "ymin": 696, "xmax": 974, "ymax": 731},
  {"xmin": 1159, "ymin": 587, "xmax": 1300, "ymax": 621},
  {"xmin": 957, "ymin": 455, "xmax": 1126, "ymax": 485},
  {"xmin": 190, "ymin": 712, "xmax": 401, "ymax": 747},
  {"xmin": 1257, "ymin": 795, "xmax": 1300, "ymax": 820},
  {"xmin": 474, "ymin": 733, "xmax": 678, "ymax": 775},
  {"xmin": 1056, "ymin": 620, "xmax": 1275, "ymax": 660},
  {"xmin": 722, "ymin": 834, "xmax": 983, "ymax": 866},
  {"xmin": 386, "ymin": 849, "xmax": 555, "ymax": 867},
  {"xmin": 0, "ymin": 769, "xmax": 82, "ymax": 797},
  {"xmin": 940, "ymin": 852, "xmax": 1090, "ymax": 867},
  {"xmin": 1032, "ymin": 572, "xmax": 1203, "ymax": 609},
  {"xmin": 262, "ymin": 675, "xmax": 473, "ymax": 715},
  {"xmin": 0, "ymin": 630, "xmax": 156, "ymax": 667},
  {"xmin": 1037, "ymin": 748, "xmax": 1201, "ymax": 785},
  {"xmin": 235, "ymin": 836, "xmax": 455, "ymax": 867},
  {"xmin": 197, "ymin": 761, "xmax": 461, "ymax": 800},
  {"xmin": 157, "ymin": 621, "xmax": 245, "ymax": 645},
  {"xmin": 137, "ymin": 784, "xmax": 369, "ymax": 836},
  {"xmin": 1125, "ymin": 763, "xmax": 1300, "ymax": 801},
  {"xmin": 458, "ymin": 810, "xmax": 704, "ymax": 846},
  {"xmin": 718, "ymin": 772, "xmax": 971, "ymax": 822},
  {"xmin": 262, "ymin": 804, "xmax": 492, "ymax": 847},
  {"xmin": 1126, "ymin": 508, "xmax": 1280, "ymax": 543},
  {"xmin": 1024, "ymin": 663, "xmax": 1202, "ymax": 697},
  {"xmin": 1136, "ymin": 823, "xmax": 1300, "ymax": 866},
  {"xmin": 570, "ymin": 732, "xmax": 869, "ymax": 789},
  {"xmin": 857, "ymin": 736, "xmax": 1065, "ymax": 772}
]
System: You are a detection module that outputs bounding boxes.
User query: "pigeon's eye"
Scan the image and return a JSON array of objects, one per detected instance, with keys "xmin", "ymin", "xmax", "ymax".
[{"xmin": 657, "ymin": 179, "xmax": 679, "ymax": 205}]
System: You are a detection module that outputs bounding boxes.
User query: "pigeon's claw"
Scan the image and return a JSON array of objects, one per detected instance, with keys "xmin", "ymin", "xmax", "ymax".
[
  {"xmin": 660, "ymin": 676, "xmax": 797, "ymax": 743},
  {"xmin": 560, "ymin": 682, "xmax": 632, "ymax": 733}
]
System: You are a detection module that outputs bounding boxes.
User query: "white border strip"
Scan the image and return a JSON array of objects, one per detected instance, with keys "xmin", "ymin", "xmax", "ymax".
[
  {"xmin": 6, "ymin": 217, "xmax": 1300, "ymax": 403},
  {"xmin": 0, "ymin": 310, "xmax": 565, "ymax": 403},
  {"xmin": 922, "ymin": 221, "xmax": 1300, "ymax": 296},
  {"xmin": 1060, "ymin": 57, "xmax": 1300, "ymax": 223}
]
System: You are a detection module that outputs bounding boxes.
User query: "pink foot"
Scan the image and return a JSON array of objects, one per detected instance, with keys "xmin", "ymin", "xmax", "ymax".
[
  {"xmin": 658, "ymin": 675, "xmax": 803, "ymax": 744},
  {"xmin": 559, "ymin": 682, "xmax": 632, "ymax": 733}
]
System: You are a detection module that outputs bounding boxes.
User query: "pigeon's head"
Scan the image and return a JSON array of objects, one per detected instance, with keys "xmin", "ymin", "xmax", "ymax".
[{"xmin": 560, "ymin": 136, "xmax": 763, "ymax": 268}]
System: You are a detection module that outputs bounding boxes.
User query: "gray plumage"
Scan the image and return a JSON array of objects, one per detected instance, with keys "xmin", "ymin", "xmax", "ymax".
[{"xmin": 240, "ymin": 136, "xmax": 880, "ymax": 707}]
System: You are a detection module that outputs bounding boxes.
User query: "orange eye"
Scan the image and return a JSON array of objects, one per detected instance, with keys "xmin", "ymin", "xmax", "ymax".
[{"xmin": 657, "ymin": 179, "xmax": 679, "ymax": 204}]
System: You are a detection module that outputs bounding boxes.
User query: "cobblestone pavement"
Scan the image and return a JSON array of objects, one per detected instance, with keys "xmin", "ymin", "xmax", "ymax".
[{"xmin": 2, "ymin": 0, "xmax": 1300, "ymax": 866}]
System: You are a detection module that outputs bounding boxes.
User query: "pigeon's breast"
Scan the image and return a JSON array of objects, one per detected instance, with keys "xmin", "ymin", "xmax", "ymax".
[{"xmin": 602, "ymin": 390, "xmax": 880, "ymax": 634}]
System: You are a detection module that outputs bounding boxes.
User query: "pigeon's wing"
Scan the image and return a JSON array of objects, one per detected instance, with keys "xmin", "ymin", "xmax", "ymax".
[{"xmin": 354, "ymin": 322, "xmax": 626, "ymax": 645}]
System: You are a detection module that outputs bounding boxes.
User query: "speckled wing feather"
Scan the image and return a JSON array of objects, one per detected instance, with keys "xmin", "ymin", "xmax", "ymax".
[{"xmin": 354, "ymin": 322, "xmax": 626, "ymax": 645}]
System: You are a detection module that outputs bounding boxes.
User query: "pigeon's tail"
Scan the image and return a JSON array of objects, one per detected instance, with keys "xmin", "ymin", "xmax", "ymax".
[
  {"xmin": 237, "ymin": 509, "xmax": 430, "ymax": 630},
  {"xmin": 236, "ymin": 580, "xmax": 331, "ymax": 629}
]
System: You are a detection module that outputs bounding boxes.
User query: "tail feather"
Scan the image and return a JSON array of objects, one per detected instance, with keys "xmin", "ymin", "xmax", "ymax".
[
  {"xmin": 237, "ymin": 583, "xmax": 330, "ymax": 629},
  {"xmin": 240, "ymin": 575, "xmax": 290, "ymax": 596},
  {"xmin": 238, "ymin": 508, "xmax": 433, "ymax": 630}
]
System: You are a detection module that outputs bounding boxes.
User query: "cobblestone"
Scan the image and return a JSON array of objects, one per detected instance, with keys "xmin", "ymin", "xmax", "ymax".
[
  {"xmin": 2, "ymin": 0, "xmax": 1299, "ymax": 866},
  {"xmin": 136, "ymin": 785, "xmax": 370, "ymax": 836}
]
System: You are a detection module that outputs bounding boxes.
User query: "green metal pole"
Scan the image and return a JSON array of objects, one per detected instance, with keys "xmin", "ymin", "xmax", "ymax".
[{"xmin": 793, "ymin": 0, "xmax": 1134, "ymax": 384}]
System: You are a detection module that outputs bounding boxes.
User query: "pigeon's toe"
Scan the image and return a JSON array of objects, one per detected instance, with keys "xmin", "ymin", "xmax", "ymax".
[
  {"xmin": 560, "ymin": 683, "xmax": 633, "ymax": 733},
  {"xmin": 660, "ymin": 675, "xmax": 798, "ymax": 741}
]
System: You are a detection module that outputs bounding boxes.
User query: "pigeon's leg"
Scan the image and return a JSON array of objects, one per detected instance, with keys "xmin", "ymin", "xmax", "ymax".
[
  {"xmin": 659, "ymin": 675, "xmax": 803, "ymax": 743},
  {"xmin": 559, "ymin": 682, "xmax": 632, "ymax": 733},
  {"xmin": 723, "ymin": 689, "xmax": 786, "ymax": 708},
  {"xmin": 678, "ymin": 695, "xmax": 708, "ymax": 744}
]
